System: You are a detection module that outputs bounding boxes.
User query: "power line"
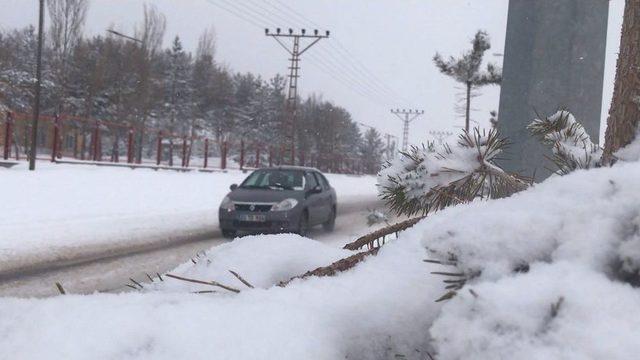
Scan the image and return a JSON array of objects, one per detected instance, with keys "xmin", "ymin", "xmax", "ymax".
[
  {"xmin": 306, "ymin": 52, "xmax": 389, "ymax": 104},
  {"xmin": 206, "ymin": 0, "xmax": 403, "ymax": 105},
  {"xmin": 204, "ymin": 0, "xmax": 264, "ymax": 28},
  {"xmin": 266, "ymin": 0, "xmax": 407, "ymax": 102},
  {"xmin": 222, "ymin": 0, "xmax": 394, "ymax": 103}
]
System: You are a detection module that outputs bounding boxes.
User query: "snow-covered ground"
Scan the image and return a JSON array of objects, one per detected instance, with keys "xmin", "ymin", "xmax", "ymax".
[
  {"xmin": 0, "ymin": 162, "xmax": 378, "ymax": 275},
  {"xmin": 2, "ymin": 149, "xmax": 640, "ymax": 358}
]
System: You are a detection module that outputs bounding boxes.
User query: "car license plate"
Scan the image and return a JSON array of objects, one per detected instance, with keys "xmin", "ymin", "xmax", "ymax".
[{"xmin": 239, "ymin": 214, "xmax": 267, "ymax": 222}]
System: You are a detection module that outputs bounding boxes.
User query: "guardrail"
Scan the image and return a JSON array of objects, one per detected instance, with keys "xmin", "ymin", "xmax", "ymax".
[{"xmin": 1, "ymin": 111, "xmax": 367, "ymax": 174}]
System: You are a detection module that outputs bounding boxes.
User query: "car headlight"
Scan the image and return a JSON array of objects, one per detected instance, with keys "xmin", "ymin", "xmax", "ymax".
[
  {"xmin": 220, "ymin": 196, "xmax": 234, "ymax": 212},
  {"xmin": 271, "ymin": 198, "xmax": 298, "ymax": 211}
]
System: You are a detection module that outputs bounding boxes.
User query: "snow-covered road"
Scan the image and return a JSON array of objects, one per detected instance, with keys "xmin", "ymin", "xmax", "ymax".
[
  {"xmin": 0, "ymin": 195, "xmax": 387, "ymax": 297},
  {"xmin": 0, "ymin": 162, "xmax": 388, "ymax": 297}
]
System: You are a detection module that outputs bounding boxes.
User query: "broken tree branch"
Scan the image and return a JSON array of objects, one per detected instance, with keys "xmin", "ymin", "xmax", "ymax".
[{"xmin": 165, "ymin": 273, "xmax": 241, "ymax": 294}]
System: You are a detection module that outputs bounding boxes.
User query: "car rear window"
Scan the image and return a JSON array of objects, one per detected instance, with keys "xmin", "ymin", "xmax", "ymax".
[
  {"xmin": 316, "ymin": 172, "xmax": 331, "ymax": 189},
  {"xmin": 305, "ymin": 172, "xmax": 319, "ymax": 190}
]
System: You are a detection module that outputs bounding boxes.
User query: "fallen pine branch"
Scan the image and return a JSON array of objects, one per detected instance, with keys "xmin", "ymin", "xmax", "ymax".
[
  {"xmin": 279, "ymin": 248, "xmax": 379, "ymax": 287},
  {"xmin": 342, "ymin": 217, "xmax": 424, "ymax": 251},
  {"xmin": 55, "ymin": 282, "xmax": 66, "ymax": 295},
  {"xmin": 165, "ymin": 273, "xmax": 241, "ymax": 294},
  {"xmin": 229, "ymin": 270, "xmax": 254, "ymax": 289}
]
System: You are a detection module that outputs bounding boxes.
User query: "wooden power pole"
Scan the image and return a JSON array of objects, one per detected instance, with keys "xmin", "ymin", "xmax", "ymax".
[{"xmin": 29, "ymin": 0, "xmax": 45, "ymax": 171}]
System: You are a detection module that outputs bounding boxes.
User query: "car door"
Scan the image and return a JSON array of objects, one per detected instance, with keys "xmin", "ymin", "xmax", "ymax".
[
  {"xmin": 313, "ymin": 172, "xmax": 333, "ymax": 222},
  {"xmin": 304, "ymin": 172, "xmax": 323, "ymax": 225}
]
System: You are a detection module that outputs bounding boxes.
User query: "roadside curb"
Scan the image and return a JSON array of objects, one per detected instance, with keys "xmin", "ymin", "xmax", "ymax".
[{"xmin": 0, "ymin": 227, "xmax": 218, "ymax": 282}]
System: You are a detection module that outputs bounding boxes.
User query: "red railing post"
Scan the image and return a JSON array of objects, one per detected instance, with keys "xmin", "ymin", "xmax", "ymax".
[
  {"xmin": 156, "ymin": 131, "xmax": 163, "ymax": 166},
  {"xmin": 4, "ymin": 111, "xmax": 13, "ymax": 160},
  {"xmin": 221, "ymin": 141, "xmax": 227, "ymax": 170},
  {"xmin": 181, "ymin": 136, "xmax": 187, "ymax": 167},
  {"xmin": 127, "ymin": 127, "xmax": 134, "ymax": 164},
  {"xmin": 279, "ymin": 144, "xmax": 285, "ymax": 165},
  {"xmin": 203, "ymin": 138, "xmax": 209, "ymax": 169},
  {"xmin": 91, "ymin": 122, "xmax": 99, "ymax": 161},
  {"xmin": 255, "ymin": 145, "xmax": 260, "ymax": 168},
  {"xmin": 97, "ymin": 125, "xmax": 102, "ymax": 161},
  {"xmin": 51, "ymin": 114, "xmax": 60, "ymax": 162},
  {"xmin": 240, "ymin": 139, "xmax": 245, "ymax": 170}
]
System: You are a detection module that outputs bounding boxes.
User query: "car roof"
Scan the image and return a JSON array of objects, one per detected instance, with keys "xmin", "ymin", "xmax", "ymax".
[{"xmin": 258, "ymin": 165, "xmax": 323, "ymax": 173}]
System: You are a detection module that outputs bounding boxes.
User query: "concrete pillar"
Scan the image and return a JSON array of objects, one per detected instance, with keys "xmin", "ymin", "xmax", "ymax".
[{"xmin": 497, "ymin": 0, "xmax": 609, "ymax": 179}]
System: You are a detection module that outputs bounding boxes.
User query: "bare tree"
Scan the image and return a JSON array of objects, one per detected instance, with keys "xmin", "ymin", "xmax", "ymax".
[
  {"xmin": 135, "ymin": 3, "xmax": 166, "ymax": 59},
  {"xmin": 196, "ymin": 26, "xmax": 216, "ymax": 61},
  {"xmin": 603, "ymin": 0, "xmax": 640, "ymax": 162},
  {"xmin": 433, "ymin": 30, "xmax": 501, "ymax": 132},
  {"xmin": 47, "ymin": 0, "xmax": 88, "ymax": 112},
  {"xmin": 132, "ymin": 3, "xmax": 166, "ymax": 162}
]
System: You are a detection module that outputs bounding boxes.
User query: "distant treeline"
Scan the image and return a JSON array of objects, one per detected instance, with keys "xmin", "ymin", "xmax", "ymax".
[{"xmin": 0, "ymin": 1, "xmax": 389, "ymax": 173}]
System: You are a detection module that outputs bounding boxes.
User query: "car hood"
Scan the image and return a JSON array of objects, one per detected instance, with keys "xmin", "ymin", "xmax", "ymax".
[{"xmin": 227, "ymin": 188, "xmax": 303, "ymax": 203}]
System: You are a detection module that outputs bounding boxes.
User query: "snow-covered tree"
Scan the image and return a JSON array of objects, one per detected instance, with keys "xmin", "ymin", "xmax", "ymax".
[
  {"xmin": 160, "ymin": 36, "xmax": 193, "ymax": 165},
  {"xmin": 360, "ymin": 128, "xmax": 385, "ymax": 174},
  {"xmin": 0, "ymin": 13, "xmax": 368, "ymax": 165},
  {"xmin": 47, "ymin": 0, "xmax": 88, "ymax": 113},
  {"xmin": 433, "ymin": 30, "xmax": 501, "ymax": 132}
]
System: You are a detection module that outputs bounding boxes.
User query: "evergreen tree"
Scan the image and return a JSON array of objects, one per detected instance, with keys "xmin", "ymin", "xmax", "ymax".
[
  {"xmin": 433, "ymin": 30, "xmax": 502, "ymax": 132},
  {"xmin": 360, "ymin": 128, "xmax": 385, "ymax": 174}
]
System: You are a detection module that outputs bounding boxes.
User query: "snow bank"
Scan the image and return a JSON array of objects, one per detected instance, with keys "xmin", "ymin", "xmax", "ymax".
[
  {"xmin": 158, "ymin": 234, "xmax": 352, "ymax": 291},
  {"xmin": 402, "ymin": 160, "xmax": 640, "ymax": 358},
  {"xmin": 0, "ymin": 162, "xmax": 377, "ymax": 270},
  {"xmin": 431, "ymin": 262, "xmax": 640, "ymax": 360},
  {"xmin": 3, "ymin": 150, "xmax": 640, "ymax": 359},
  {"xmin": 0, "ymin": 234, "xmax": 443, "ymax": 359}
]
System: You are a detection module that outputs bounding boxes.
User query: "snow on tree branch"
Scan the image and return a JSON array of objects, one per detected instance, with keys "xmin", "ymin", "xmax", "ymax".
[
  {"xmin": 527, "ymin": 110, "xmax": 603, "ymax": 175},
  {"xmin": 378, "ymin": 128, "xmax": 529, "ymax": 217}
]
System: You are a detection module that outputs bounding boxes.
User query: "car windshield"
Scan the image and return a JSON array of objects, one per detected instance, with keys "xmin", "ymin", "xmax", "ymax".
[{"xmin": 240, "ymin": 169, "xmax": 305, "ymax": 191}]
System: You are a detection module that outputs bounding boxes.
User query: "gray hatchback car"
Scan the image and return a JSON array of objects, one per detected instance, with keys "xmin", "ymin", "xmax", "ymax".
[{"xmin": 219, "ymin": 166, "xmax": 337, "ymax": 238}]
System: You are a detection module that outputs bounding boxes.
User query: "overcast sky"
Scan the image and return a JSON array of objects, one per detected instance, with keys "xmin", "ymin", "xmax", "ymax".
[{"xmin": 0, "ymin": 0, "xmax": 625, "ymax": 145}]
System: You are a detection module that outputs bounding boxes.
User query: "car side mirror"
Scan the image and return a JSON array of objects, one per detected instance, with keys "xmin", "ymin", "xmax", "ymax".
[
  {"xmin": 310, "ymin": 185, "xmax": 322, "ymax": 194},
  {"xmin": 230, "ymin": 184, "xmax": 238, "ymax": 191}
]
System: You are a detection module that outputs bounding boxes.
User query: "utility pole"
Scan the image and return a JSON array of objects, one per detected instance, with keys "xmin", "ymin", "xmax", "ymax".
[
  {"xmin": 266, "ymin": 28, "xmax": 329, "ymax": 165},
  {"xmin": 29, "ymin": 0, "xmax": 45, "ymax": 171},
  {"xmin": 391, "ymin": 109, "xmax": 424, "ymax": 152},
  {"xmin": 429, "ymin": 130, "xmax": 453, "ymax": 145},
  {"xmin": 384, "ymin": 133, "xmax": 398, "ymax": 160}
]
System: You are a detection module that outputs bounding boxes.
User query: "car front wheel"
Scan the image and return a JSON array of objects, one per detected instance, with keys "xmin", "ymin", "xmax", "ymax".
[
  {"xmin": 323, "ymin": 206, "xmax": 336, "ymax": 232},
  {"xmin": 297, "ymin": 211, "xmax": 309, "ymax": 237},
  {"xmin": 222, "ymin": 229, "xmax": 237, "ymax": 239}
]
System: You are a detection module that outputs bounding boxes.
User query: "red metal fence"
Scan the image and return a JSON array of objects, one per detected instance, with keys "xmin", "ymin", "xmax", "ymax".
[{"xmin": 0, "ymin": 111, "xmax": 365, "ymax": 174}]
